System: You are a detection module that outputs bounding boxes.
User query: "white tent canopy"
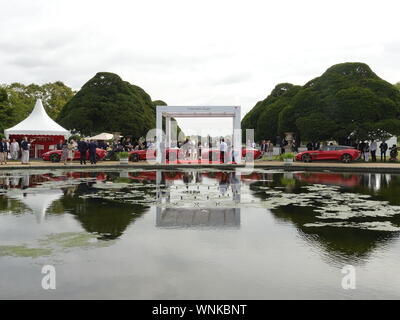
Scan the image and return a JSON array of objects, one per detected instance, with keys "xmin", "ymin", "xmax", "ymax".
[
  {"xmin": 87, "ymin": 132, "xmax": 115, "ymax": 140},
  {"xmin": 4, "ymin": 99, "xmax": 70, "ymax": 138}
]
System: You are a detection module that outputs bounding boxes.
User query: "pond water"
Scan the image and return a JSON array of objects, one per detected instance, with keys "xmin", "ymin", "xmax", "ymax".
[{"xmin": 1, "ymin": 168, "xmax": 400, "ymax": 299}]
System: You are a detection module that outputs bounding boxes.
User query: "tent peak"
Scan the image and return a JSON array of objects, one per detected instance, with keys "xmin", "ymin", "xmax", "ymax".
[{"xmin": 4, "ymin": 98, "xmax": 70, "ymax": 138}]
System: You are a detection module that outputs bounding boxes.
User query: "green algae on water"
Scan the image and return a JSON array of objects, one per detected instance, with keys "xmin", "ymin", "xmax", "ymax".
[
  {"xmin": 0, "ymin": 245, "xmax": 52, "ymax": 258},
  {"xmin": 39, "ymin": 232, "xmax": 113, "ymax": 249}
]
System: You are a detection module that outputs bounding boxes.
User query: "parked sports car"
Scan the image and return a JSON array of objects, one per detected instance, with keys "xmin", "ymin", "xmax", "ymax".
[
  {"xmin": 296, "ymin": 145, "xmax": 361, "ymax": 163},
  {"xmin": 42, "ymin": 148, "xmax": 107, "ymax": 162},
  {"xmin": 128, "ymin": 147, "xmax": 262, "ymax": 162}
]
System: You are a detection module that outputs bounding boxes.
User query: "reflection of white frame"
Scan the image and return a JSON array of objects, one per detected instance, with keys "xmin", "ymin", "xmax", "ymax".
[{"xmin": 155, "ymin": 106, "xmax": 242, "ymax": 163}]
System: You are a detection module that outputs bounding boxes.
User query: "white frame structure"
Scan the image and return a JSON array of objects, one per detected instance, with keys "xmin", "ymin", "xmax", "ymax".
[{"xmin": 156, "ymin": 106, "xmax": 242, "ymax": 163}]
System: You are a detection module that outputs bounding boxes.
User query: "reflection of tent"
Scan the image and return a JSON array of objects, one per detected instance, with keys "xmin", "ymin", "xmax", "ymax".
[
  {"xmin": 4, "ymin": 99, "xmax": 70, "ymax": 158},
  {"xmin": 16, "ymin": 189, "xmax": 63, "ymax": 223},
  {"xmin": 87, "ymin": 132, "xmax": 116, "ymax": 140}
]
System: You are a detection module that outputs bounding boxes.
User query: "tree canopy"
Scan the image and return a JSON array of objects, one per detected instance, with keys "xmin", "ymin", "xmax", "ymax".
[
  {"xmin": 57, "ymin": 72, "xmax": 157, "ymax": 137},
  {"xmin": 0, "ymin": 81, "xmax": 75, "ymax": 134},
  {"xmin": 242, "ymin": 63, "xmax": 400, "ymax": 143}
]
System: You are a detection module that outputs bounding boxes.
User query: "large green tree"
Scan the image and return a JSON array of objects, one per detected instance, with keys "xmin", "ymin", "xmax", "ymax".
[
  {"xmin": 242, "ymin": 63, "xmax": 400, "ymax": 143},
  {"xmin": 57, "ymin": 72, "xmax": 157, "ymax": 137}
]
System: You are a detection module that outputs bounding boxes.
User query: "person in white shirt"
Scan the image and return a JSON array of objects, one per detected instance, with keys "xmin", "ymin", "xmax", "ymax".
[
  {"xmin": 10, "ymin": 139, "xmax": 20, "ymax": 160},
  {"xmin": 364, "ymin": 142, "xmax": 370, "ymax": 162},
  {"xmin": 370, "ymin": 140, "xmax": 378, "ymax": 162},
  {"xmin": 220, "ymin": 138, "xmax": 228, "ymax": 163}
]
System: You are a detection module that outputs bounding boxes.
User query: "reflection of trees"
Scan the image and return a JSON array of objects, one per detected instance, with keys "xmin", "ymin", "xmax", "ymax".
[
  {"xmin": 270, "ymin": 205, "xmax": 397, "ymax": 265},
  {"xmin": 52, "ymin": 182, "xmax": 149, "ymax": 240},
  {"xmin": 247, "ymin": 172, "xmax": 400, "ymax": 265},
  {"xmin": 0, "ymin": 196, "xmax": 31, "ymax": 215},
  {"xmin": 249, "ymin": 173, "xmax": 306, "ymax": 195}
]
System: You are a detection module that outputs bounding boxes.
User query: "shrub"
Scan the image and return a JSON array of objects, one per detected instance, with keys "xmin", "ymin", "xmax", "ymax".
[
  {"xmin": 278, "ymin": 152, "xmax": 295, "ymax": 161},
  {"xmin": 116, "ymin": 151, "xmax": 130, "ymax": 160}
]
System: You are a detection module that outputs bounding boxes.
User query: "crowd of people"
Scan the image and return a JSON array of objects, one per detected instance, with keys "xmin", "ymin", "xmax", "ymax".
[
  {"xmin": 163, "ymin": 137, "xmax": 233, "ymax": 163},
  {"xmin": 0, "ymin": 137, "xmax": 35, "ymax": 165},
  {"xmin": 56, "ymin": 139, "xmax": 99, "ymax": 165},
  {"xmin": 259, "ymin": 140, "xmax": 274, "ymax": 160},
  {"xmin": 353, "ymin": 141, "xmax": 398, "ymax": 162},
  {"xmin": 1, "ymin": 134, "xmax": 399, "ymax": 165}
]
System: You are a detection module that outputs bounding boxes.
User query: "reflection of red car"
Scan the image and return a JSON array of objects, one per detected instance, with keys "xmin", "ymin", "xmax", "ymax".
[
  {"xmin": 128, "ymin": 147, "xmax": 262, "ymax": 162},
  {"xmin": 42, "ymin": 148, "xmax": 107, "ymax": 162},
  {"xmin": 128, "ymin": 171, "xmax": 185, "ymax": 181},
  {"xmin": 296, "ymin": 146, "xmax": 361, "ymax": 163},
  {"xmin": 295, "ymin": 172, "xmax": 361, "ymax": 187}
]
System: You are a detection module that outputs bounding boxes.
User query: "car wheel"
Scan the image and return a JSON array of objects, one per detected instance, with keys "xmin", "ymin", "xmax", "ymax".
[
  {"xmin": 131, "ymin": 154, "xmax": 139, "ymax": 162},
  {"xmin": 301, "ymin": 153, "xmax": 312, "ymax": 163},
  {"xmin": 50, "ymin": 154, "xmax": 60, "ymax": 163},
  {"xmin": 341, "ymin": 153, "xmax": 352, "ymax": 163}
]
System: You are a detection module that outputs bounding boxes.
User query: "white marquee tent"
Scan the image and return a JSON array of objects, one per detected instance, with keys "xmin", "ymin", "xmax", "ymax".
[{"xmin": 4, "ymin": 99, "xmax": 70, "ymax": 157}]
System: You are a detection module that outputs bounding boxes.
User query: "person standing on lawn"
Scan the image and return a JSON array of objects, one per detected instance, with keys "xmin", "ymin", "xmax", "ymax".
[
  {"xmin": 260, "ymin": 140, "xmax": 267, "ymax": 156},
  {"xmin": 56, "ymin": 139, "xmax": 64, "ymax": 150},
  {"xmin": 20, "ymin": 137, "xmax": 33, "ymax": 165},
  {"xmin": 363, "ymin": 142, "xmax": 370, "ymax": 162},
  {"xmin": 220, "ymin": 138, "xmax": 227, "ymax": 163},
  {"xmin": 67, "ymin": 139, "xmax": 76, "ymax": 164},
  {"xmin": 0, "ymin": 138, "xmax": 8, "ymax": 165},
  {"xmin": 380, "ymin": 141, "xmax": 388, "ymax": 162},
  {"xmin": 88, "ymin": 140, "xmax": 98, "ymax": 164},
  {"xmin": 61, "ymin": 140, "xmax": 69, "ymax": 165},
  {"xmin": 370, "ymin": 140, "xmax": 377, "ymax": 162},
  {"xmin": 10, "ymin": 139, "xmax": 19, "ymax": 160},
  {"xmin": 77, "ymin": 138, "xmax": 88, "ymax": 165},
  {"xmin": 266, "ymin": 140, "xmax": 274, "ymax": 161}
]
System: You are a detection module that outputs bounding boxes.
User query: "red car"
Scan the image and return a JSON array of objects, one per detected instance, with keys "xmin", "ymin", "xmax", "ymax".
[
  {"xmin": 296, "ymin": 145, "xmax": 361, "ymax": 163},
  {"xmin": 42, "ymin": 148, "xmax": 107, "ymax": 162},
  {"xmin": 128, "ymin": 147, "xmax": 262, "ymax": 162}
]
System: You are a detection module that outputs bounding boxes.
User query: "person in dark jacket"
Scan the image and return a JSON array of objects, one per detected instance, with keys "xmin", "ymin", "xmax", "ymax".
[
  {"xmin": 380, "ymin": 141, "xmax": 388, "ymax": 162},
  {"xmin": 88, "ymin": 140, "xmax": 97, "ymax": 164},
  {"xmin": 20, "ymin": 137, "xmax": 34, "ymax": 165},
  {"xmin": 77, "ymin": 139, "xmax": 89, "ymax": 165},
  {"xmin": 0, "ymin": 138, "xmax": 8, "ymax": 165},
  {"xmin": 56, "ymin": 140, "xmax": 64, "ymax": 150},
  {"xmin": 260, "ymin": 140, "xmax": 267, "ymax": 155}
]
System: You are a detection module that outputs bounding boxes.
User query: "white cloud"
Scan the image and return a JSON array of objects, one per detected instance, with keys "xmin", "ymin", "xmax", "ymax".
[{"xmin": 1, "ymin": 0, "xmax": 399, "ymax": 135}]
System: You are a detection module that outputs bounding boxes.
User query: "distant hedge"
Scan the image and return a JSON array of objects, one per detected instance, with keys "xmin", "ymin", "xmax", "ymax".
[{"xmin": 242, "ymin": 63, "xmax": 400, "ymax": 143}]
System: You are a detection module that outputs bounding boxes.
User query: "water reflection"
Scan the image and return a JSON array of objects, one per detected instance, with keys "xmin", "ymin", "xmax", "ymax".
[
  {"xmin": 1, "ymin": 170, "xmax": 400, "ymax": 265},
  {"xmin": 154, "ymin": 170, "xmax": 241, "ymax": 229},
  {"xmin": 18, "ymin": 190, "xmax": 63, "ymax": 223},
  {"xmin": 249, "ymin": 171, "xmax": 400, "ymax": 264},
  {"xmin": 156, "ymin": 208, "xmax": 240, "ymax": 229}
]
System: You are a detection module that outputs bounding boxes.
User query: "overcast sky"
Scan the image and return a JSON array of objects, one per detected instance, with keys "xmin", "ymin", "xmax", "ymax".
[{"xmin": 1, "ymin": 0, "xmax": 399, "ymax": 136}]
